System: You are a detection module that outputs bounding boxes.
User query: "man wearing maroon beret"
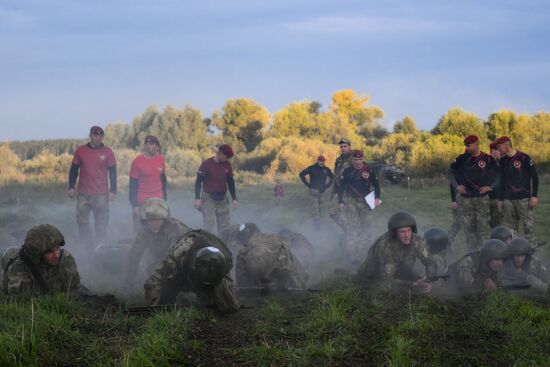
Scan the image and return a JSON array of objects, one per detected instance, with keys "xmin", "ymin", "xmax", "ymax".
[
  {"xmin": 447, "ymin": 135, "xmax": 499, "ymax": 251},
  {"xmin": 299, "ymin": 155, "xmax": 334, "ymax": 229},
  {"xmin": 194, "ymin": 144, "xmax": 238, "ymax": 241},
  {"xmin": 338, "ymin": 149, "xmax": 381, "ymax": 264},
  {"xmin": 67, "ymin": 126, "xmax": 117, "ymax": 251},
  {"xmin": 495, "ymin": 136, "xmax": 539, "ymax": 244}
]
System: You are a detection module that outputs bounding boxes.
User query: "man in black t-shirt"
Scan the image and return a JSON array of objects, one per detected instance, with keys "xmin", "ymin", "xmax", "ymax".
[
  {"xmin": 299, "ymin": 156, "xmax": 334, "ymax": 229},
  {"xmin": 496, "ymin": 136, "xmax": 539, "ymax": 245}
]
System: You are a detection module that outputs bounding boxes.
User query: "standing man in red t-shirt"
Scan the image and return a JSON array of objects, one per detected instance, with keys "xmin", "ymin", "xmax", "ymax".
[
  {"xmin": 67, "ymin": 126, "xmax": 117, "ymax": 250},
  {"xmin": 194, "ymin": 144, "xmax": 238, "ymax": 241},
  {"xmin": 129, "ymin": 135, "xmax": 167, "ymax": 232}
]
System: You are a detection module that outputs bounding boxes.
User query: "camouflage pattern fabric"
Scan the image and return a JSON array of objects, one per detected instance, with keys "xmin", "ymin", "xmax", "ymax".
[
  {"xmin": 309, "ymin": 189, "xmax": 325, "ymax": 220},
  {"xmin": 144, "ymin": 230, "xmax": 239, "ymax": 314},
  {"xmin": 340, "ymin": 197, "xmax": 373, "ymax": 264},
  {"xmin": 448, "ymin": 207, "xmax": 461, "ymax": 248},
  {"xmin": 76, "ymin": 192, "xmax": 109, "ymax": 249},
  {"xmin": 502, "ymin": 198, "xmax": 536, "ymax": 244},
  {"xmin": 452, "ymin": 252, "xmax": 503, "ymax": 294},
  {"xmin": 328, "ymin": 195, "xmax": 348, "ymax": 231},
  {"xmin": 3, "ymin": 250, "xmax": 81, "ymax": 295},
  {"xmin": 200, "ymin": 194, "xmax": 231, "ymax": 241},
  {"xmin": 431, "ymin": 250, "xmax": 448, "ymax": 275},
  {"xmin": 489, "ymin": 198, "xmax": 504, "ymax": 229},
  {"xmin": 357, "ymin": 232, "xmax": 437, "ymax": 289},
  {"xmin": 236, "ymin": 233, "xmax": 305, "ymax": 288},
  {"xmin": 329, "ymin": 153, "xmax": 353, "ymax": 231},
  {"xmin": 457, "ymin": 195, "xmax": 491, "ymax": 251},
  {"xmin": 503, "ymin": 256, "xmax": 549, "ymax": 294},
  {"xmin": 126, "ymin": 217, "xmax": 191, "ymax": 286}
]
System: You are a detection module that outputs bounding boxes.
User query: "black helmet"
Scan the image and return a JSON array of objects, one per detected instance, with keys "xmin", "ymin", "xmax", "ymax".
[
  {"xmin": 237, "ymin": 223, "xmax": 261, "ymax": 243},
  {"xmin": 490, "ymin": 226, "xmax": 513, "ymax": 243},
  {"xmin": 424, "ymin": 227, "xmax": 449, "ymax": 254},
  {"xmin": 479, "ymin": 239, "xmax": 508, "ymax": 265},
  {"xmin": 388, "ymin": 212, "xmax": 417, "ymax": 233},
  {"xmin": 188, "ymin": 246, "xmax": 227, "ymax": 288},
  {"xmin": 508, "ymin": 238, "xmax": 533, "ymax": 256},
  {"xmin": 23, "ymin": 224, "xmax": 65, "ymax": 265}
]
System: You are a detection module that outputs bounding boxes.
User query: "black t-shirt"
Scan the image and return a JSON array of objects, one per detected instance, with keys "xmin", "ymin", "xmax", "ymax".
[
  {"xmin": 499, "ymin": 151, "xmax": 538, "ymax": 200},
  {"xmin": 299, "ymin": 164, "xmax": 333, "ymax": 193},
  {"xmin": 450, "ymin": 152, "xmax": 499, "ymax": 198},
  {"xmin": 338, "ymin": 163, "xmax": 381, "ymax": 203}
]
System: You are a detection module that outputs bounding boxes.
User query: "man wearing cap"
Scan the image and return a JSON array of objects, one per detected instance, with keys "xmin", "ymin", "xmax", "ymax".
[
  {"xmin": 338, "ymin": 149, "xmax": 381, "ymax": 263},
  {"xmin": 495, "ymin": 136, "xmax": 539, "ymax": 245},
  {"xmin": 447, "ymin": 135, "xmax": 498, "ymax": 251},
  {"xmin": 488, "ymin": 142, "xmax": 503, "ymax": 228},
  {"xmin": 329, "ymin": 138, "xmax": 354, "ymax": 231},
  {"xmin": 194, "ymin": 144, "xmax": 237, "ymax": 241},
  {"xmin": 129, "ymin": 135, "xmax": 167, "ymax": 232},
  {"xmin": 67, "ymin": 126, "xmax": 117, "ymax": 250},
  {"xmin": 299, "ymin": 156, "xmax": 334, "ymax": 229}
]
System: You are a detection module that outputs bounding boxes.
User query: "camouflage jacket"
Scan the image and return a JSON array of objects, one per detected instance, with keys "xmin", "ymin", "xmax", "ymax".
[
  {"xmin": 358, "ymin": 232, "xmax": 438, "ymax": 288},
  {"xmin": 126, "ymin": 217, "xmax": 191, "ymax": 285},
  {"xmin": 333, "ymin": 153, "xmax": 353, "ymax": 193},
  {"xmin": 3, "ymin": 249, "xmax": 82, "ymax": 295},
  {"xmin": 503, "ymin": 256, "xmax": 549, "ymax": 293},
  {"xmin": 144, "ymin": 230, "xmax": 239, "ymax": 313},
  {"xmin": 453, "ymin": 252, "xmax": 503, "ymax": 293},
  {"xmin": 236, "ymin": 233, "xmax": 305, "ymax": 288}
]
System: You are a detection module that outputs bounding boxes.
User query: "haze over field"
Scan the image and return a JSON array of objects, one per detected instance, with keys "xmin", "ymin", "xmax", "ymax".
[{"xmin": 1, "ymin": 0, "xmax": 549, "ymax": 140}]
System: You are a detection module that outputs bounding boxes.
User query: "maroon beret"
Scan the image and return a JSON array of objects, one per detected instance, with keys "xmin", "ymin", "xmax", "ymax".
[
  {"xmin": 352, "ymin": 149, "xmax": 364, "ymax": 158},
  {"xmin": 90, "ymin": 126, "xmax": 104, "ymax": 135},
  {"xmin": 317, "ymin": 155, "xmax": 326, "ymax": 162},
  {"xmin": 144, "ymin": 135, "xmax": 160, "ymax": 146},
  {"xmin": 489, "ymin": 142, "xmax": 498, "ymax": 151},
  {"xmin": 219, "ymin": 144, "xmax": 234, "ymax": 158},
  {"xmin": 464, "ymin": 135, "xmax": 479, "ymax": 145},
  {"xmin": 495, "ymin": 136, "xmax": 511, "ymax": 145}
]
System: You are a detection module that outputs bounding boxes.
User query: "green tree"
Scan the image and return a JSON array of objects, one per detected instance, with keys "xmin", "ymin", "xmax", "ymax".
[
  {"xmin": 103, "ymin": 123, "xmax": 131, "ymax": 149},
  {"xmin": 432, "ymin": 107, "xmax": 485, "ymax": 138},
  {"xmin": 393, "ymin": 115, "xmax": 418, "ymax": 134},
  {"xmin": 484, "ymin": 109, "xmax": 518, "ymax": 140},
  {"xmin": 272, "ymin": 101, "xmax": 318, "ymax": 138}
]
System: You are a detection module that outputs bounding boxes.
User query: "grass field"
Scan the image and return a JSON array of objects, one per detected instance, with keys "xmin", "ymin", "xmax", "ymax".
[{"xmin": 0, "ymin": 180, "xmax": 549, "ymax": 366}]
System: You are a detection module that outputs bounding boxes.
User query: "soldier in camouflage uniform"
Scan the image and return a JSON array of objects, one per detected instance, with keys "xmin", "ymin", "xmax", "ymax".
[
  {"xmin": 503, "ymin": 238, "xmax": 549, "ymax": 294},
  {"xmin": 329, "ymin": 138, "xmax": 354, "ymax": 231},
  {"xmin": 424, "ymin": 227, "xmax": 449, "ymax": 274},
  {"xmin": 449, "ymin": 239, "xmax": 507, "ymax": 294},
  {"xmin": 3, "ymin": 224, "xmax": 84, "ymax": 295},
  {"xmin": 125, "ymin": 198, "xmax": 191, "ymax": 287},
  {"xmin": 490, "ymin": 226, "xmax": 514, "ymax": 245},
  {"xmin": 144, "ymin": 229, "xmax": 239, "ymax": 314},
  {"xmin": 447, "ymin": 135, "xmax": 499, "ymax": 251},
  {"xmin": 1, "ymin": 246, "xmax": 19, "ymax": 279},
  {"xmin": 278, "ymin": 228, "xmax": 316, "ymax": 274},
  {"xmin": 299, "ymin": 155, "xmax": 333, "ymax": 229},
  {"xmin": 236, "ymin": 223, "xmax": 305, "ymax": 289},
  {"xmin": 357, "ymin": 212, "xmax": 437, "ymax": 293}
]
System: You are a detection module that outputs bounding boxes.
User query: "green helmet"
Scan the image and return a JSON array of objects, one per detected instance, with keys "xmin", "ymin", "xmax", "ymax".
[
  {"xmin": 424, "ymin": 227, "xmax": 449, "ymax": 253},
  {"xmin": 140, "ymin": 198, "xmax": 170, "ymax": 220},
  {"xmin": 237, "ymin": 222, "xmax": 261, "ymax": 243},
  {"xmin": 490, "ymin": 226, "xmax": 513, "ymax": 243},
  {"xmin": 479, "ymin": 239, "xmax": 508, "ymax": 265},
  {"xmin": 508, "ymin": 238, "xmax": 532, "ymax": 256},
  {"xmin": 388, "ymin": 212, "xmax": 417, "ymax": 233},
  {"xmin": 188, "ymin": 246, "xmax": 227, "ymax": 288},
  {"xmin": 22, "ymin": 224, "xmax": 65, "ymax": 265}
]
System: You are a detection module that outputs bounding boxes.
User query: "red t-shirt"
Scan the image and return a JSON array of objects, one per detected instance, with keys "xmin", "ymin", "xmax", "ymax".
[
  {"xmin": 197, "ymin": 157, "xmax": 233, "ymax": 193},
  {"xmin": 72, "ymin": 144, "xmax": 117, "ymax": 194},
  {"xmin": 129, "ymin": 154, "xmax": 166, "ymax": 204}
]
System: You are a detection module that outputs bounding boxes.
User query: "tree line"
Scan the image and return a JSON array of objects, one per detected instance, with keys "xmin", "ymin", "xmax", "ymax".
[{"xmin": 1, "ymin": 89, "xmax": 549, "ymax": 185}]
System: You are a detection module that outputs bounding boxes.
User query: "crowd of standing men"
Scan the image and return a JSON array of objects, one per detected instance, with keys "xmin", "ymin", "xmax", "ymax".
[{"xmin": 2, "ymin": 125, "xmax": 549, "ymax": 313}]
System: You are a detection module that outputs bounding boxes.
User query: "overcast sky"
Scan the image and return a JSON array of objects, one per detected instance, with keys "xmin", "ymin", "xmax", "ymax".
[{"xmin": 1, "ymin": 0, "xmax": 549, "ymax": 140}]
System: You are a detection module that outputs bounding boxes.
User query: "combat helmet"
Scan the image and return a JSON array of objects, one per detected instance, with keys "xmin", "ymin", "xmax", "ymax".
[
  {"xmin": 188, "ymin": 246, "xmax": 227, "ymax": 288},
  {"xmin": 237, "ymin": 223, "xmax": 261, "ymax": 243},
  {"xmin": 508, "ymin": 238, "xmax": 533, "ymax": 256},
  {"xmin": 424, "ymin": 227, "xmax": 449, "ymax": 254},
  {"xmin": 22, "ymin": 224, "xmax": 65, "ymax": 265},
  {"xmin": 490, "ymin": 226, "xmax": 513, "ymax": 243},
  {"xmin": 479, "ymin": 239, "xmax": 508, "ymax": 265},
  {"xmin": 140, "ymin": 198, "xmax": 170, "ymax": 220},
  {"xmin": 388, "ymin": 212, "xmax": 417, "ymax": 234}
]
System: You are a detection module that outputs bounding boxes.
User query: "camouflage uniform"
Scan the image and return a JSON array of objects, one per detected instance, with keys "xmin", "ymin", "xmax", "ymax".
[
  {"xmin": 457, "ymin": 195, "xmax": 491, "ymax": 251},
  {"xmin": 448, "ymin": 206, "xmax": 461, "ymax": 248},
  {"xmin": 201, "ymin": 194, "xmax": 231, "ymax": 241},
  {"xmin": 3, "ymin": 224, "xmax": 83, "ymax": 295},
  {"xmin": 503, "ymin": 238, "xmax": 549, "ymax": 294},
  {"xmin": 329, "ymin": 152, "xmax": 353, "ymax": 231},
  {"xmin": 144, "ymin": 230, "xmax": 239, "ymax": 313},
  {"xmin": 76, "ymin": 192, "xmax": 109, "ymax": 248},
  {"xmin": 489, "ymin": 198, "xmax": 504, "ymax": 229},
  {"xmin": 278, "ymin": 228, "xmax": 316, "ymax": 272},
  {"xmin": 357, "ymin": 232, "xmax": 438, "ymax": 289},
  {"xmin": 126, "ymin": 217, "xmax": 191, "ymax": 286},
  {"xmin": 502, "ymin": 199, "xmax": 535, "ymax": 243},
  {"xmin": 309, "ymin": 189, "xmax": 325, "ymax": 220},
  {"xmin": 236, "ymin": 233, "xmax": 305, "ymax": 288}
]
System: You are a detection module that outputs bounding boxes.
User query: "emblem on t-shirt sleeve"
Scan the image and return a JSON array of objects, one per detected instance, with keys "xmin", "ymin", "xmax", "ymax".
[
  {"xmin": 513, "ymin": 160, "xmax": 521, "ymax": 169},
  {"xmin": 361, "ymin": 171, "xmax": 370, "ymax": 179}
]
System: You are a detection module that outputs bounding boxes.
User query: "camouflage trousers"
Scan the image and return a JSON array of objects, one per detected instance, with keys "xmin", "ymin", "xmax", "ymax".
[
  {"xmin": 201, "ymin": 195, "xmax": 231, "ymax": 241},
  {"xmin": 309, "ymin": 189, "xmax": 326, "ymax": 220},
  {"xmin": 457, "ymin": 195, "xmax": 490, "ymax": 251},
  {"xmin": 448, "ymin": 208, "xmax": 462, "ymax": 248},
  {"xmin": 76, "ymin": 192, "xmax": 109, "ymax": 249},
  {"xmin": 490, "ymin": 199, "xmax": 504, "ymax": 229},
  {"xmin": 328, "ymin": 193, "xmax": 348, "ymax": 231},
  {"xmin": 341, "ymin": 197, "xmax": 373, "ymax": 264},
  {"xmin": 502, "ymin": 198, "xmax": 535, "ymax": 244}
]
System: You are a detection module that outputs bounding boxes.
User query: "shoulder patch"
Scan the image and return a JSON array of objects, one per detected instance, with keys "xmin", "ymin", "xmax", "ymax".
[
  {"xmin": 513, "ymin": 160, "xmax": 521, "ymax": 169},
  {"xmin": 478, "ymin": 160, "xmax": 486, "ymax": 168}
]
